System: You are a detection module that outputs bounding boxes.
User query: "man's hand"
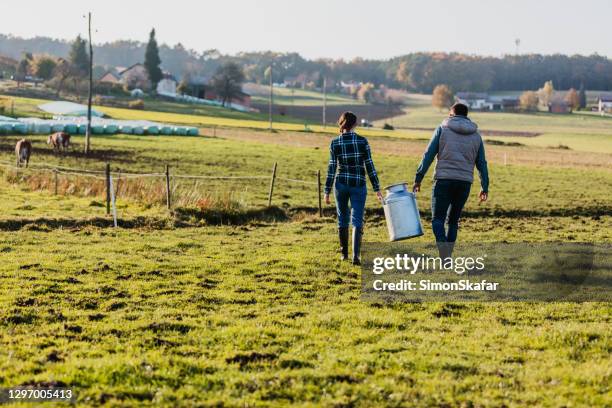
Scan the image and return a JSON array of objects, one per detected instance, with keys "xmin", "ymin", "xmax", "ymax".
[
  {"xmin": 376, "ymin": 191, "xmax": 384, "ymax": 202},
  {"xmin": 324, "ymin": 193, "xmax": 331, "ymax": 205},
  {"xmin": 412, "ymin": 182, "xmax": 421, "ymax": 193},
  {"xmin": 479, "ymin": 191, "xmax": 488, "ymax": 203}
]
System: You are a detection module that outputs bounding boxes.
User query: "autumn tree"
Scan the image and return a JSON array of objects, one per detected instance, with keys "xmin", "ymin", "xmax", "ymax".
[
  {"xmin": 357, "ymin": 82, "xmax": 375, "ymax": 103},
  {"xmin": 33, "ymin": 55, "xmax": 57, "ymax": 80},
  {"xmin": 537, "ymin": 80, "xmax": 554, "ymax": 107},
  {"xmin": 565, "ymin": 88, "xmax": 579, "ymax": 110},
  {"xmin": 520, "ymin": 91, "xmax": 539, "ymax": 111},
  {"xmin": 15, "ymin": 53, "xmax": 32, "ymax": 87},
  {"xmin": 177, "ymin": 78, "xmax": 189, "ymax": 95},
  {"xmin": 263, "ymin": 66, "xmax": 272, "ymax": 82},
  {"xmin": 432, "ymin": 84, "xmax": 453, "ymax": 111},
  {"xmin": 51, "ymin": 58, "xmax": 72, "ymax": 97},
  {"xmin": 211, "ymin": 62, "xmax": 245, "ymax": 107}
]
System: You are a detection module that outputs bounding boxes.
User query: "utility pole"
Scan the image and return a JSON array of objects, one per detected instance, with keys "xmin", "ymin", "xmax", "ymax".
[
  {"xmin": 84, "ymin": 12, "xmax": 93, "ymax": 155},
  {"xmin": 322, "ymin": 76, "xmax": 327, "ymax": 128},
  {"xmin": 268, "ymin": 64, "xmax": 273, "ymax": 131},
  {"xmin": 514, "ymin": 38, "xmax": 521, "ymax": 55}
]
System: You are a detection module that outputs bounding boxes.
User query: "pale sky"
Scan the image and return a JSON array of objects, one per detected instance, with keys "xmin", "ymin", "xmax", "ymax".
[{"xmin": 3, "ymin": 0, "xmax": 611, "ymax": 59}]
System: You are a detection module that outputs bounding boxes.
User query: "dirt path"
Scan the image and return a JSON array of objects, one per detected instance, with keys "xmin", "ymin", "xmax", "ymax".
[{"xmin": 213, "ymin": 128, "xmax": 612, "ymax": 170}]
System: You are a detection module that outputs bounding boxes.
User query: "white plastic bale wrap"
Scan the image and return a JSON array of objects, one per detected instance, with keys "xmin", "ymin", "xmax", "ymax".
[
  {"xmin": 119, "ymin": 125, "xmax": 133, "ymax": 134},
  {"xmin": 145, "ymin": 126, "xmax": 159, "ymax": 135},
  {"xmin": 13, "ymin": 116, "xmax": 199, "ymax": 137}
]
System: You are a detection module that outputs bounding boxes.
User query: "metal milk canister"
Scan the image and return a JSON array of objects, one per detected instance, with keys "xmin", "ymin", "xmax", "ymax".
[{"xmin": 382, "ymin": 183, "xmax": 424, "ymax": 241}]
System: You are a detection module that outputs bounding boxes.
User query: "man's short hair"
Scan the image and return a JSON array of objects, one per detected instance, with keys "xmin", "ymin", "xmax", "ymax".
[{"xmin": 450, "ymin": 103, "xmax": 469, "ymax": 117}]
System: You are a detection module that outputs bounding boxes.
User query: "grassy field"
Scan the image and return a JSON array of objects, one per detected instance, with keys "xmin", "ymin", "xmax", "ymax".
[
  {"xmin": 0, "ymin": 96, "xmax": 611, "ymax": 406},
  {"xmin": 0, "ymin": 132, "xmax": 611, "ymax": 215},
  {"xmin": 244, "ymin": 83, "xmax": 365, "ymax": 107},
  {"xmin": 5, "ymin": 94, "xmax": 612, "ymax": 154},
  {"xmin": 379, "ymin": 95, "xmax": 612, "ymax": 153}
]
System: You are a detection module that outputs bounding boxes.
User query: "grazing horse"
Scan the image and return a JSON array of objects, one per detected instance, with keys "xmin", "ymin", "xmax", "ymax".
[
  {"xmin": 15, "ymin": 139, "xmax": 32, "ymax": 167},
  {"xmin": 47, "ymin": 132, "xmax": 71, "ymax": 153}
]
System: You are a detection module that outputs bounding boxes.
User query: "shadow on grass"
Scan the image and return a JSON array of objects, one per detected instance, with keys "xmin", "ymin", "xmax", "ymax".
[
  {"xmin": 0, "ymin": 206, "xmax": 290, "ymax": 231},
  {"xmin": 0, "ymin": 137, "xmax": 136, "ymax": 164},
  {"xmin": 0, "ymin": 204, "xmax": 608, "ymax": 232},
  {"xmin": 174, "ymin": 205, "xmax": 289, "ymax": 225},
  {"xmin": 321, "ymin": 205, "xmax": 611, "ymax": 221},
  {"xmin": 0, "ymin": 216, "xmax": 175, "ymax": 231}
]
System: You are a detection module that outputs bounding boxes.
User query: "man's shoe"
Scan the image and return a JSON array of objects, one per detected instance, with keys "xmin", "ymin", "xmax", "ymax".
[
  {"xmin": 338, "ymin": 227, "xmax": 349, "ymax": 261},
  {"xmin": 352, "ymin": 227, "xmax": 363, "ymax": 265},
  {"xmin": 436, "ymin": 242, "xmax": 454, "ymax": 261}
]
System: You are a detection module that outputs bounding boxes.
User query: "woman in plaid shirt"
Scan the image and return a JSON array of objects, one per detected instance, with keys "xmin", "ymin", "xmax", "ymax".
[{"xmin": 324, "ymin": 112, "xmax": 383, "ymax": 265}]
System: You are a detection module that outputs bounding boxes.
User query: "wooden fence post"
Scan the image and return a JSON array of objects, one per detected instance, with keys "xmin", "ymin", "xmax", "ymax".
[
  {"xmin": 317, "ymin": 170, "xmax": 322, "ymax": 217},
  {"xmin": 267, "ymin": 162, "xmax": 277, "ymax": 207},
  {"xmin": 53, "ymin": 169, "xmax": 58, "ymax": 195},
  {"xmin": 115, "ymin": 170, "xmax": 121, "ymax": 197},
  {"xmin": 165, "ymin": 165, "xmax": 171, "ymax": 210},
  {"xmin": 105, "ymin": 163, "xmax": 111, "ymax": 215}
]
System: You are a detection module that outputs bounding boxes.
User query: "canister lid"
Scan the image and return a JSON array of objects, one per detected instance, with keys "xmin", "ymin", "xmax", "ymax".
[{"xmin": 384, "ymin": 182, "xmax": 409, "ymax": 193}]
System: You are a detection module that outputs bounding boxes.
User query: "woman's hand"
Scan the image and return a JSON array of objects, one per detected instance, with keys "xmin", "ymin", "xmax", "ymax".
[
  {"xmin": 376, "ymin": 191, "xmax": 384, "ymax": 202},
  {"xmin": 324, "ymin": 193, "xmax": 331, "ymax": 205},
  {"xmin": 412, "ymin": 182, "xmax": 421, "ymax": 193},
  {"xmin": 479, "ymin": 191, "xmax": 488, "ymax": 204}
]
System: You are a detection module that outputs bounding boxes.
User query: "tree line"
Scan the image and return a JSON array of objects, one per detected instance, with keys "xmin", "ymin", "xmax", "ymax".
[
  {"xmin": 2, "ymin": 31, "xmax": 247, "ymax": 109},
  {"xmin": 432, "ymin": 80, "xmax": 588, "ymax": 112},
  {"xmin": 1, "ymin": 34, "xmax": 610, "ymax": 92}
]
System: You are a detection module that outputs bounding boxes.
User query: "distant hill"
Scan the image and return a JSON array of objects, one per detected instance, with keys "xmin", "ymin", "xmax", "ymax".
[
  {"xmin": 1, "ymin": 33, "xmax": 611, "ymax": 92},
  {"xmin": 0, "ymin": 34, "xmax": 211, "ymax": 79}
]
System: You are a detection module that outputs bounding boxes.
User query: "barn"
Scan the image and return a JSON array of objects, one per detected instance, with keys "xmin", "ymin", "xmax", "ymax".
[
  {"xmin": 548, "ymin": 100, "xmax": 571, "ymax": 114},
  {"xmin": 598, "ymin": 94, "xmax": 612, "ymax": 114}
]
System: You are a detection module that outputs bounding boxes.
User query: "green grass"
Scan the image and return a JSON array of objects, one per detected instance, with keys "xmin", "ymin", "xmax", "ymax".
[
  {"xmin": 379, "ymin": 104, "xmax": 612, "ymax": 153},
  {"xmin": 244, "ymin": 83, "xmax": 365, "ymax": 107},
  {"xmin": 0, "ymin": 197, "xmax": 610, "ymax": 406},
  {"xmin": 0, "ymin": 95, "xmax": 611, "ymax": 406},
  {"xmin": 1, "ymin": 133, "xmax": 610, "ymax": 217},
  {"xmin": 5, "ymin": 95, "xmax": 612, "ymax": 153}
]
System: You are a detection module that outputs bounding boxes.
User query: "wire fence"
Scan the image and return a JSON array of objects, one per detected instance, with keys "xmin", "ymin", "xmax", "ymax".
[{"xmin": 0, "ymin": 159, "xmax": 323, "ymax": 221}]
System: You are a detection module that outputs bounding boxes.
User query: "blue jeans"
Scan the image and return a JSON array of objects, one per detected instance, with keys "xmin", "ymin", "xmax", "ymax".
[
  {"xmin": 334, "ymin": 182, "xmax": 367, "ymax": 228},
  {"xmin": 431, "ymin": 179, "xmax": 471, "ymax": 242}
]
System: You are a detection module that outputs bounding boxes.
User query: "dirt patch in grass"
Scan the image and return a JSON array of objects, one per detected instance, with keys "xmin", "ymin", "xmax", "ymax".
[
  {"xmin": 226, "ymin": 352, "xmax": 278, "ymax": 369},
  {"xmin": 0, "ymin": 216, "xmax": 176, "ymax": 231},
  {"xmin": 174, "ymin": 205, "xmax": 289, "ymax": 225},
  {"xmin": 396, "ymin": 126, "xmax": 541, "ymax": 137},
  {"xmin": 0, "ymin": 138, "xmax": 136, "ymax": 164},
  {"xmin": 0, "ymin": 204, "xmax": 609, "ymax": 232},
  {"xmin": 252, "ymin": 103, "xmax": 404, "ymax": 123}
]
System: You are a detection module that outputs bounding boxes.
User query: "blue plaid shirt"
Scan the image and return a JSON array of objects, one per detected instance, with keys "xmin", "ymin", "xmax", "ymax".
[{"xmin": 325, "ymin": 132, "xmax": 380, "ymax": 194}]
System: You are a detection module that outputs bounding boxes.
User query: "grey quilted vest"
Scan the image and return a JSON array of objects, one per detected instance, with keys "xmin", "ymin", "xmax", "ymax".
[{"xmin": 434, "ymin": 116, "xmax": 482, "ymax": 183}]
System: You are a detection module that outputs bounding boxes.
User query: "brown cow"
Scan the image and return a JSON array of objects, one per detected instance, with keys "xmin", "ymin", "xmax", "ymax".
[
  {"xmin": 47, "ymin": 132, "xmax": 71, "ymax": 153},
  {"xmin": 15, "ymin": 139, "xmax": 32, "ymax": 168}
]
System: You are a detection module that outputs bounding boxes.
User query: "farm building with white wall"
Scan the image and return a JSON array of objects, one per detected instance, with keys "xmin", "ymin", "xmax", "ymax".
[
  {"xmin": 455, "ymin": 92, "xmax": 488, "ymax": 110},
  {"xmin": 598, "ymin": 94, "xmax": 612, "ymax": 115}
]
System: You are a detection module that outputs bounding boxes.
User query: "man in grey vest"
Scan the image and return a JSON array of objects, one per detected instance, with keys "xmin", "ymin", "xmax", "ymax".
[{"xmin": 412, "ymin": 103, "xmax": 489, "ymax": 255}]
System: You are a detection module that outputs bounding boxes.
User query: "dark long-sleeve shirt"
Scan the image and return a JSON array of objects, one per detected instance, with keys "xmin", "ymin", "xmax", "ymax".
[
  {"xmin": 414, "ymin": 126, "xmax": 489, "ymax": 193},
  {"xmin": 325, "ymin": 132, "xmax": 380, "ymax": 194}
]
